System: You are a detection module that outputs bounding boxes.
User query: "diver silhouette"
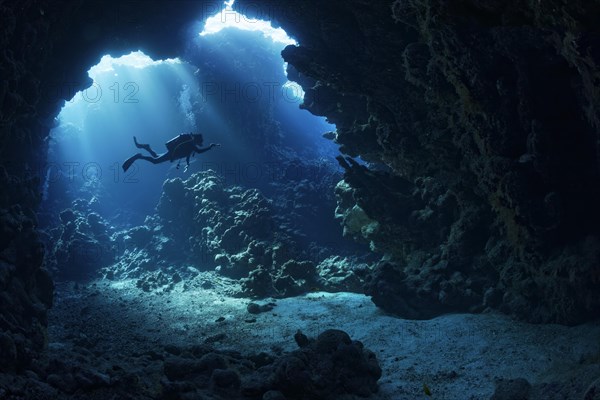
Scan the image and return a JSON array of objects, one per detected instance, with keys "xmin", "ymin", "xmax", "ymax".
[{"xmin": 122, "ymin": 133, "xmax": 220, "ymax": 172}]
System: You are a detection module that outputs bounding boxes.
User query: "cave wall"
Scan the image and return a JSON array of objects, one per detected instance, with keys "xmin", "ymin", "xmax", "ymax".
[
  {"xmin": 0, "ymin": 0, "xmax": 222, "ymax": 371},
  {"xmin": 234, "ymin": 0, "xmax": 600, "ymax": 324}
]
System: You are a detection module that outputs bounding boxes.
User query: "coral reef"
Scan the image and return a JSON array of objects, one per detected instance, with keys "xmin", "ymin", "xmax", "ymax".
[
  {"xmin": 315, "ymin": 256, "xmax": 368, "ymax": 293},
  {"xmin": 103, "ymin": 170, "xmax": 365, "ymax": 299}
]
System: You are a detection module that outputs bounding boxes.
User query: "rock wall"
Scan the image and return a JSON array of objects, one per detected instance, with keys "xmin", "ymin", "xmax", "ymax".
[
  {"xmin": 1, "ymin": 0, "xmax": 222, "ymax": 371},
  {"xmin": 235, "ymin": 0, "xmax": 600, "ymax": 324}
]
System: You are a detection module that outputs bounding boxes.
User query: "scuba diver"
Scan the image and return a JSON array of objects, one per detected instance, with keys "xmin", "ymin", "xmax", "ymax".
[{"xmin": 122, "ymin": 133, "xmax": 220, "ymax": 172}]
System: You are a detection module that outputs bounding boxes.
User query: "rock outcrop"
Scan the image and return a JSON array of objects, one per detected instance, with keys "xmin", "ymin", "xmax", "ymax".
[
  {"xmin": 106, "ymin": 170, "xmax": 365, "ymax": 298},
  {"xmin": 0, "ymin": 159, "xmax": 53, "ymax": 372},
  {"xmin": 44, "ymin": 204, "xmax": 114, "ymax": 281},
  {"xmin": 234, "ymin": 0, "xmax": 600, "ymax": 324}
]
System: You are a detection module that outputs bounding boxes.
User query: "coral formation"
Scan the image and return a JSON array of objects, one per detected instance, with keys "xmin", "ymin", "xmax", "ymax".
[
  {"xmin": 96, "ymin": 170, "xmax": 366, "ymax": 300},
  {"xmin": 239, "ymin": 0, "xmax": 600, "ymax": 324},
  {"xmin": 44, "ymin": 202, "xmax": 114, "ymax": 281}
]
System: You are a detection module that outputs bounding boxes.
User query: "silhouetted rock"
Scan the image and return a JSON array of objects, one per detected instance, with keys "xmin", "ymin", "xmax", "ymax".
[{"xmin": 46, "ymin": 206, "xmax": 115, "ymax": 281}]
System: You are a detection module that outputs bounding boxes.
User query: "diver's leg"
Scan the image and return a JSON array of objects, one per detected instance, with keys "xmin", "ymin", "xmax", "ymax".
[
  {"xmin": 137, "ymin": 153, "xmax": 170, "ymax": 165},
  {"xmin": 133, "ymin": 136, "xmax": 159, "ymax": 158},
  {"xmin": 124, "ymin": 152, "xmax": 172, "ymax": 171}
]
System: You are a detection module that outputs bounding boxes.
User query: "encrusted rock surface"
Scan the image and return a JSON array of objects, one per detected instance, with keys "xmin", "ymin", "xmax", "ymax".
[
  {"xmin": 234, "ymin": 0, "xmax": 600, "ymax": 325},
  {"xmin": 256, "ymin": 328, "xmax": 382, "ymax": 399},
  {"xmin": 0, "ymin": 173, "xmax": 53, "ymax": 372},
  {"xmin": 43, "ymin": 203, "xmax": 114, "ymax": 281},
  {"xmin": 105, "ymin": 170, "xmax": 366, "ymax": 298}
]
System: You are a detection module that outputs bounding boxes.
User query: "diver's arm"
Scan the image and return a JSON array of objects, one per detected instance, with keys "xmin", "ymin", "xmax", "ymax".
[{"xmin": 194, "ymin": 143, "xmax": 220, "ymax": 154}]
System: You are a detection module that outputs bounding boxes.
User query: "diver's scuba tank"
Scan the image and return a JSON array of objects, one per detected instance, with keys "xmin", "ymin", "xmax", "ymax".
[{"xmin": 165, "ymin": 133, "xmax": 194, "ymax": 152}]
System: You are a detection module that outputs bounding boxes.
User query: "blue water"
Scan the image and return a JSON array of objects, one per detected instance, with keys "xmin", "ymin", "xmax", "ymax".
[{"xmin": 43, "ymin": 23, "xmax": 339, "ymax": 226}]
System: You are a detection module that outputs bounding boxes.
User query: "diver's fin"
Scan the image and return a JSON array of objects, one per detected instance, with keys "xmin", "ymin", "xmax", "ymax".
[
  {"xmin": 123, "ymin": 153, "xmax": 141, "ymax": 172},
  {"xmin": 133, "ymin": 136, "xmax": 159, "ymax": 158}
]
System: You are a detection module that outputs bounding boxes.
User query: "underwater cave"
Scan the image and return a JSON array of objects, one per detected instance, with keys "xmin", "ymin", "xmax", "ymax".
[{"xmin": 2, "ymin": 1, "xmax": 600, "ymax": 399}]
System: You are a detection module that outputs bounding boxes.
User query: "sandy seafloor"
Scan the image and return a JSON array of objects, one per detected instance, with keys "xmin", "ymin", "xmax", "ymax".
[{"xmin": 48, "ymin": 273, "xmax": 600, "ymax": 399}]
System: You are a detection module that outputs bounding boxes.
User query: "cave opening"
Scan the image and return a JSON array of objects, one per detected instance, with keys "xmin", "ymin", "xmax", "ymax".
[
  {"xmin": 39, "ymin": 2, "xmax": 380, "ymax": 387},
  {"xmin": 41, "ymin": 3, "xmax": 353, "ymax": 278},
  {"xmin": 41, "ymin": 6, "xmax": 339, "ymax": 229}
]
